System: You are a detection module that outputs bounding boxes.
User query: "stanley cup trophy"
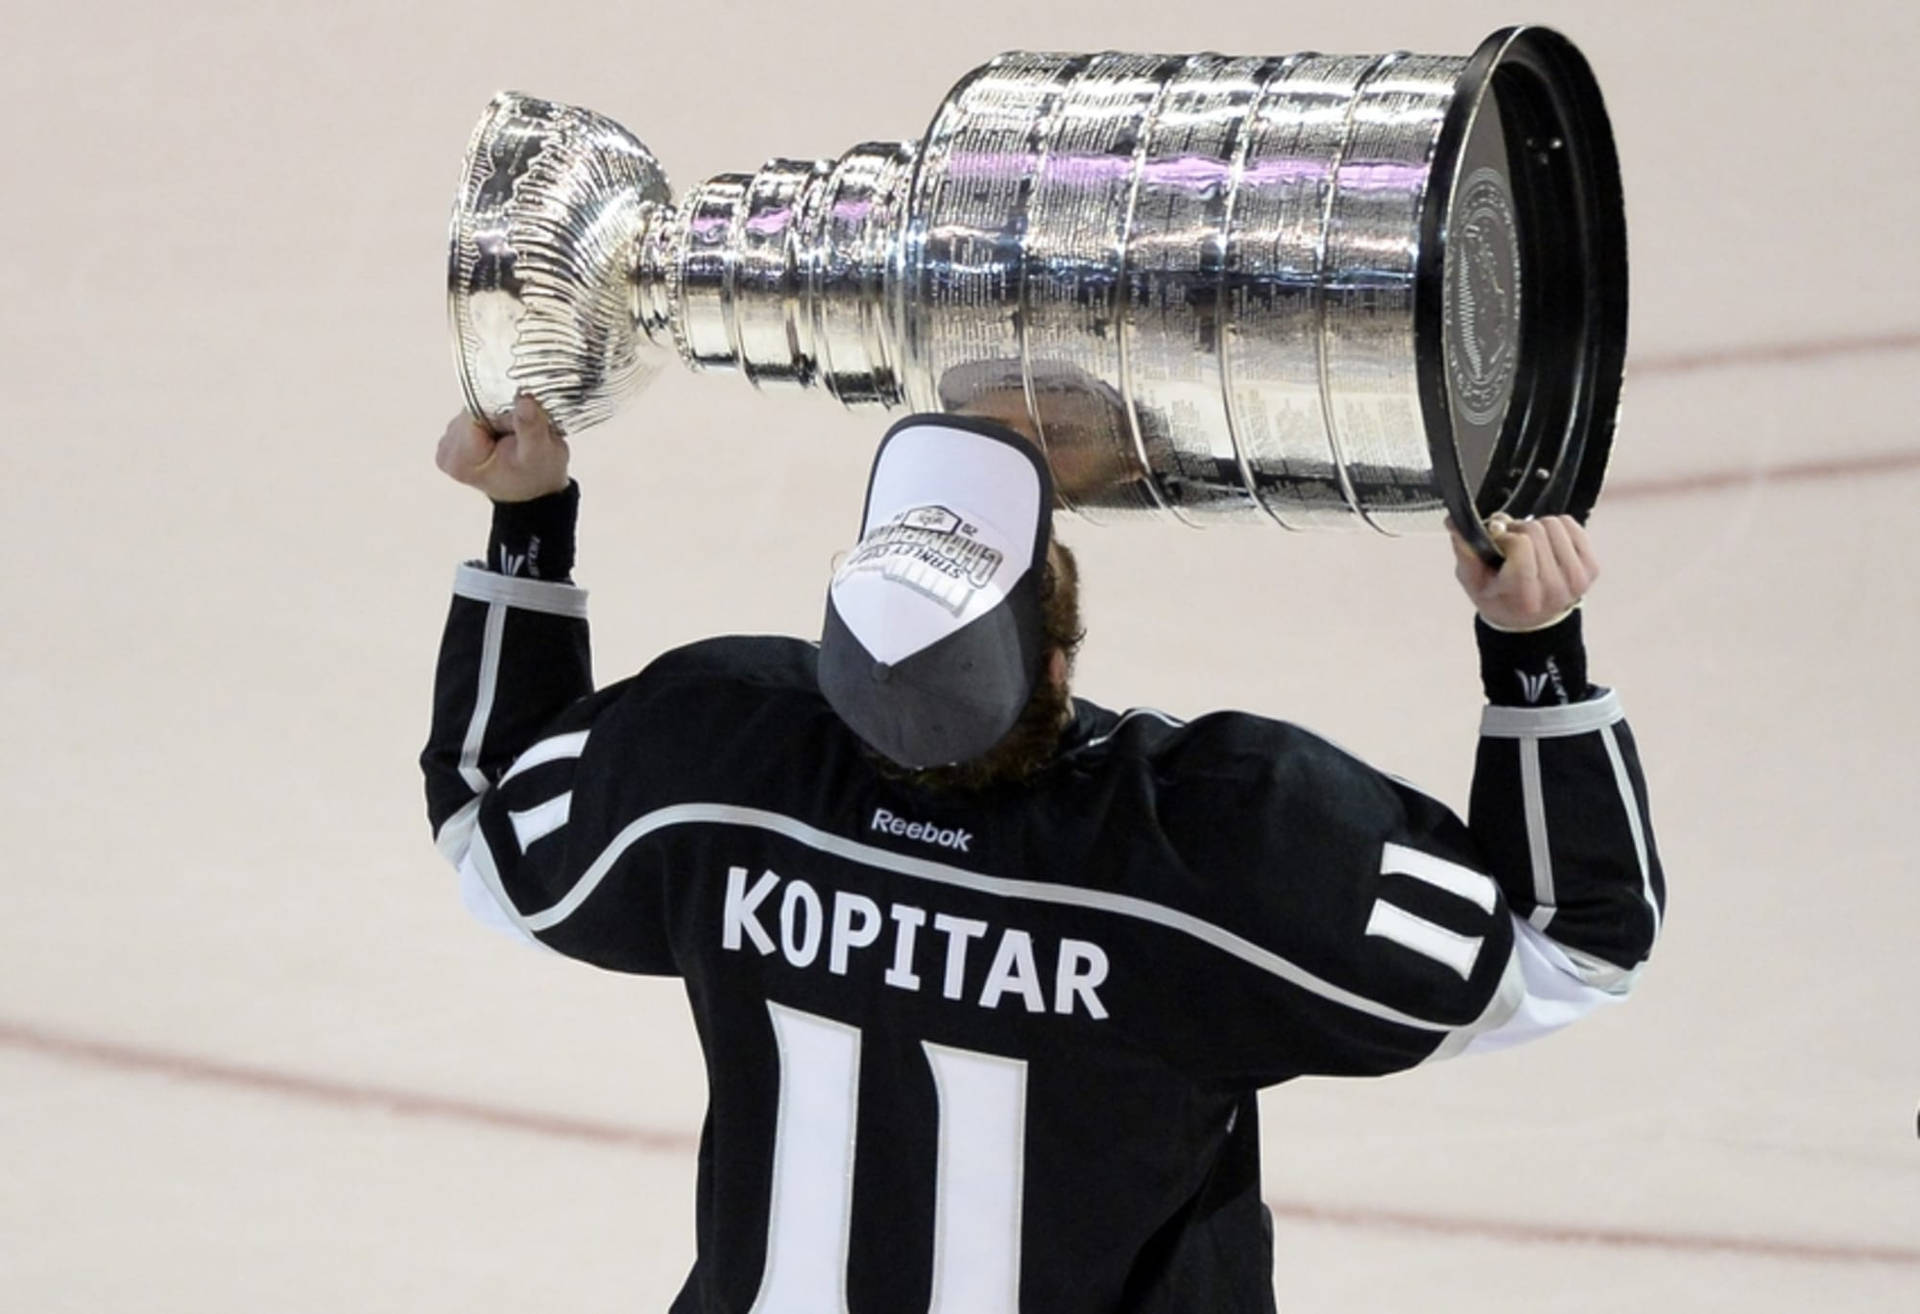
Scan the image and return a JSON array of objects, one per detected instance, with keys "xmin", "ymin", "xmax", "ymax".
[{"xmin": 448, "ymin": 26, "xmax": 1626, "ymax": 560}]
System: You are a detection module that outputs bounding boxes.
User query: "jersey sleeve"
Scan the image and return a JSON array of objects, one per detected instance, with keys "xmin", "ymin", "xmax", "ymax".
[
  {"xmin": 1146, "ymin": 688, "xmax": 1663, "ymax": 1085},
  {"xmin": 1454, "ymin": 691, "xmax": 1665, "ymax": 1054},
  {"xmin": 420, "ymin": 563, "xmax": 677, "ymax": 975}
]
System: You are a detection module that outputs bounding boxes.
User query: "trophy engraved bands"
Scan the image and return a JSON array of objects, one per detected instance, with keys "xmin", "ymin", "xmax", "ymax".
[{"xmin": 449, "ymin": 26, "xmax": 1626, "ymax": 552}]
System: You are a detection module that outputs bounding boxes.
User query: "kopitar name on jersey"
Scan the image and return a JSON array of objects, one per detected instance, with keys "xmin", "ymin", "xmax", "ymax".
[{"xmin": 720, "ymin": 863, "xmax": 1112, "ymax": 1020}]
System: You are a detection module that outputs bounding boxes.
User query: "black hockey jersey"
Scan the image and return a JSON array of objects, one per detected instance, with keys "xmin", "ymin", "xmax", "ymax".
[{"xmin": 422, "ymin": 562, "xmax": 1664, "ymax": 1313}]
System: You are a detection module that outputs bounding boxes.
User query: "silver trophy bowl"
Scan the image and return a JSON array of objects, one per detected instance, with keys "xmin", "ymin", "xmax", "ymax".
[
  {"xmin": 447, "ymin": 96, "xmax": 670, "ymax": 435},
  {"xmin": 447, "ymin": 26, "xmax": 1627, "ymax": 559}
]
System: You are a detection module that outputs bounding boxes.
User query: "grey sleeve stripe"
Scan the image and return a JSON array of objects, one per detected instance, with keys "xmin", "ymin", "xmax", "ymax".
[
  {"xmin": 501, "ymin": 730, "xmax": 591, "ymax": 784},
  {"xmin": 458, "ymin": 825, "xmax": 556, "ymax": 954},
  {"xmin": 1558, "ymin": 942, "xmax": 1642, "ymax": 994},
  {"xmin": 456, "ymin": 602, "xmax": 508, "ymax": 794},
  {"xmin": 453, "ymin": 563, "xmax": 590, "ymax": 618},
  {"xmin": 1480, "ymin": 689, "xmax": 1625, "ymax": 739},
  {"xmin": 1428, "ymin": 917, "xmax": 1629, "ymax": 1061},
  {"xmin": 524, "ymin": 801, "xmax": 1465, "ymax": 1033},
  {"xmin": 434, "ymin": 797, "xmax": 483, "ymax": 866},
  {"xmin": 1422, "ymin": 945, "xmax": 1527, "ymax": 1063},
  {"xmin": 1600, "ymin": 722, "xmax": 1662, "ymax": 945},
  {"xmin": 1518, "ymin": 737, "xmax": 1556, "ymax": 925}
]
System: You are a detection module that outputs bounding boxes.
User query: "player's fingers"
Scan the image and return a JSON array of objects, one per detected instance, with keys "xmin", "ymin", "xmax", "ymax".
[
  {"xmin": 1488, "ymin": 515, "xmax": 1534, "ymax": 577},
  {"xmin": 1485, "ymin": 518, "xmax": 1537, "ymax": 610},
  {"xmin": 1540, "ymin": 515, "xmax": 1590, "ymax": 598},
  {"xmin": 1562, "ymin": 515, "xmax": 1601, "ymax": 589},
  {"xmin": 513, "ymin": 392, "xmax": 556, "ymax": 446},
  {"xmin": 436, "ymin": 413, "xmax": 496, "ymax": 483},
  {"xmin": 1523, "ymin": 518, "xmax": 1569, "ymax": 608}
]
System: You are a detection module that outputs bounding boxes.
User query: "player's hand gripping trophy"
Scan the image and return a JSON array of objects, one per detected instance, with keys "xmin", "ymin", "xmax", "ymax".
[{"xmin": 447, "ymin": 26, "xmax": 1627, "ymax": 563}]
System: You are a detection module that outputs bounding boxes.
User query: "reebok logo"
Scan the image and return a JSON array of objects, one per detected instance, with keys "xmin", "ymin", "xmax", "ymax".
[{"xmin": 871, "ymin": 808, "xmax": 972, "ymax": 853}]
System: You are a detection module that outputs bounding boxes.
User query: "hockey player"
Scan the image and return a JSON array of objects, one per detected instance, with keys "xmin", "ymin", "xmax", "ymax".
[{"xmin": 422, "ymin": 394, "xmax": 1663, "ymax": 1313}]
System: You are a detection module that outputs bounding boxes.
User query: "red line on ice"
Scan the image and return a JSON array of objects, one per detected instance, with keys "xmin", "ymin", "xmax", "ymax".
[
  {"xmin": 1265, "ymin": 1199, "xmax": 1920, "ymax": 1267},
  {"xmin": 1632, "ymin": 329, "xmax": 1920, "ymax": 377},
  {"xmin": 0, "ymin": 1017, "xmax": 693, "ymax": 1154},
  {"xmin": 7, "ymin": 1018, "xmax": 1916, "ymax": 1268},
  {"xmin": 1605, "ymin": 447, "xmax": 1920, "ymax": 502}
]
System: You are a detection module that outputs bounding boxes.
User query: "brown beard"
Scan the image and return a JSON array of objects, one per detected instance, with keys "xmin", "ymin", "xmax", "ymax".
[{"xmin": 870, "ymin": 540, "xmax": 1083, "ymax": 792}]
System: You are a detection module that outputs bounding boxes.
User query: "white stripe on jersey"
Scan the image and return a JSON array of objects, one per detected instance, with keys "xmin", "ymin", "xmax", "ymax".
[
  {"xmin": 924, "ymin": 1041, "xmax": 1026, "ymax": 1314},
  {"xmin": 754, "ymin": 1004, "xmax": 860, "ymax": 1313},
  {"xmin": 1370, "ymin": 846, "xmax": 1494, "ymax": 981},
  {"xmin": 456, "ymin": 822, "xmax": 555, "ymax": 952},
  {"xmin": 450, "ymin": 566, "xmax": 592, "ymax": 796},
  {"xmin": 520, "ymin": 801, "xmax": 1469, "ymax": 1033},
  {"xmin": 1379, "ymin": 843, "xmax": 1498, "ymax": 912},
  {"xmin": 509, "ymin": 792, "xmax": 573, "ymax": 852},
  {"xmin": 1436, "ymin": 918, "xmax": 1630, "ymax": 1060},
  {"xmin": 1364, "ymin": 902, "xmax": 1484, "ymax": 980},
  {"xmin": 434, "ymin": 797, "xmax": 483, "ymax": 866},
  {"xmin": 502, "ymin": 730, "xmax": 591, "ymax": 783}
]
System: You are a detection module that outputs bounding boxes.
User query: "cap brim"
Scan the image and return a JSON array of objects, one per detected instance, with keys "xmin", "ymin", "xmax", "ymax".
[{"xmin": 820, "ymin": 565, "xmax": 1045, "ymax": 769}]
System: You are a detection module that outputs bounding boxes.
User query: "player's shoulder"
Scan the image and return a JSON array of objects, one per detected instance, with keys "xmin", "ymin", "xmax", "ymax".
[
  {"xmin": 608, "ymin": 634, "xmax": 829, "ymax": 727},
  {"xmin": 1065, "ymin": 700, "xmax": 1383, "ymax": 792},
  {"xmin": 632, "ymin": 633, "xmax": 820, "ymax": 696},
  {"xmin": 584, "ymin": 635, "xmax": 841, "ymax": 777},
  {"xmin": 1053, "ymin": 701, "xmax": 1421, "ymax": 930}
]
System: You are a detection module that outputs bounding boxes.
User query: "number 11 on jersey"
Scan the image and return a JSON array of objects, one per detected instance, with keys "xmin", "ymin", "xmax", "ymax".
[{"xmin": 754, "ymin": 1002, "xmax": 1029, "ymax": 1313}]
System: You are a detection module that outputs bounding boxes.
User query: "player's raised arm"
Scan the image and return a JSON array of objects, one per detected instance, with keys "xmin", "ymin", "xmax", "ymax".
[
  {"xmin": 1152, "ymin": 514, "xmax": 1664, "ymax": 1082},
  {"xmin": 1450, "ymin": 514, "xmax": 1664, "ymax": 1052},
  {"xmin": 420, "ymin": 397, "xmax": 603, "ymax": 944}
]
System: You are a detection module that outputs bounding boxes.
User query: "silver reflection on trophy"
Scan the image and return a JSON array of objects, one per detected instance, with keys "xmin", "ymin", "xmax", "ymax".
[
  {"xmin": 448, "ymin": 97, "xmax": 670, "ymax": 436},
  {"xmin": 448, "ymin": 27, "xmax": 1626, "ymax": 552}
]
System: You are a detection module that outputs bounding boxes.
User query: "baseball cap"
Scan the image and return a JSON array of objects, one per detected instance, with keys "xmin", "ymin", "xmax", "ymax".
[{"xmin": 819, "ymin": 414, "xmax": 1054, "ymax": 770}]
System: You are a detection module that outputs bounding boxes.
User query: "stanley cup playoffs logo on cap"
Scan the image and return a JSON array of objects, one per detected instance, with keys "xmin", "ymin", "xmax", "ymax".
[{"xmin": 841, "ymin": 506, "xmax": 1006, "ymax": 617}]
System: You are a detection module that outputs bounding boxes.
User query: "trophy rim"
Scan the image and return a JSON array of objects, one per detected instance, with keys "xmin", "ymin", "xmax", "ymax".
[
  {"xmin": 446, "ymin": 92, "xmax": 519, "ymax": 428},
  {"xmin": 1416, "ymin": 26, "xmax": 1629, "ymax": 565}
]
